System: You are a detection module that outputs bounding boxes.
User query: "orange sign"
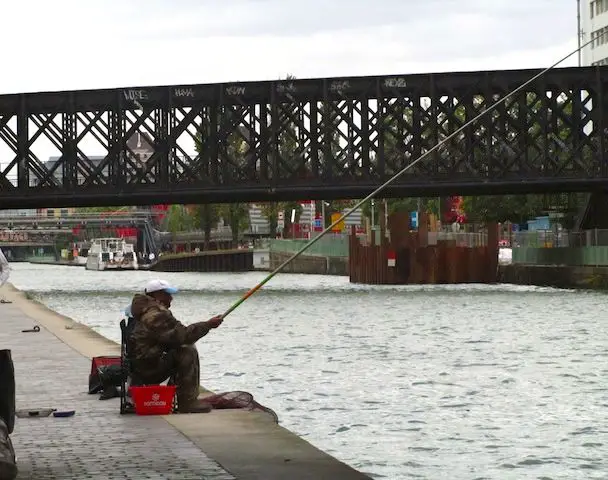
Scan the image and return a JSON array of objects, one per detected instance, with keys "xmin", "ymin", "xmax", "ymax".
[{"xmin": 331, "ymin": 213, "xmax": 345, "ymax": 232}]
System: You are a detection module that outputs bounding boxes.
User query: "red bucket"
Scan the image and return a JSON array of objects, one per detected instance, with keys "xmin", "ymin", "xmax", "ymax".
[{"xmin": 129, "ymin": 385, "xmax": 176, "ymax": 415}]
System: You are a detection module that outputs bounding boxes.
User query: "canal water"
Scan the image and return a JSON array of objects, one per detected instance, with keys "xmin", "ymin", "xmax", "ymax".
[{"xmin": 8, "ymin": 263, "xmax": 607, "ymax": 479}]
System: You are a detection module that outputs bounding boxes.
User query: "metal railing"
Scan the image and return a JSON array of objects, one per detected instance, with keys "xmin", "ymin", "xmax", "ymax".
[
  {"xmin": 269, "ymin": 237, "xmax": 349, "ymax": 258},
  {"xmin": 428, "ymin": 231, "xmax": 488, "ymax": 247},
  {"xmin": 0, "ymin": 210, "xmax": 153, "ymax": 220},
  {"xmin": 504, "ymin": 229, "xmax": 608, "ymax": 248},
  {"xmin": 170, "ymin": 226, "xmax": 234, "ymax": 242}
]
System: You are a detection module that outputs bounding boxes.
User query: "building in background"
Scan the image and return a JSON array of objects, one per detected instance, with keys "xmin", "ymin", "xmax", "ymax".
[{"xmin": 581, "ymin": 0, "xmax": 608, "ymax": 65}]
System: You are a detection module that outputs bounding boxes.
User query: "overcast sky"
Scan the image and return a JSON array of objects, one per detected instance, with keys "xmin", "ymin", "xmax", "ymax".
[{"xmin": 2, "ymin": 0, "xmax": 579, "ymax": 94}]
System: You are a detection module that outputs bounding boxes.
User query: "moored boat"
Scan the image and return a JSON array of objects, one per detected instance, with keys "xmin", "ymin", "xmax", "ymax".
[{"xmin": 85, "ymin": 238, "xmax": 138, "ymax": 271}]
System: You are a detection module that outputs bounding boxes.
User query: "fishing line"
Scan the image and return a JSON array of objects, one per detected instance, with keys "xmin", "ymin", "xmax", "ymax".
[{"xmin": 221, "ymin": 34, "xmax": 596, "ymax": 319}]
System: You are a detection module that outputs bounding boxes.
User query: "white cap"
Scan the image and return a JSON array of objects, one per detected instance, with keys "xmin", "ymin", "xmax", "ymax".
[{"xmin": 144, "ymin": 279, "xmax": 178, "ymax": 295}]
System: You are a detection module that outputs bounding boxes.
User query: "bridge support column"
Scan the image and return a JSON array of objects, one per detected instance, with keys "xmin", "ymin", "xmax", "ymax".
[
  {"xmin": 16, "ymin": 96, "xmax": 28, "ymax": 189},
  {"xmin": 575, "ymin": 191, "xmax": 608, "ymax": 231}
]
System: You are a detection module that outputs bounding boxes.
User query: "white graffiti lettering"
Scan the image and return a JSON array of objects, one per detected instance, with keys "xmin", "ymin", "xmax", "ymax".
[
  {"xmin": 276, "ymin": 82, "xmax": 296, "ymax": 94},
  {"xmin": 330, "ymin": 81, "xmax": 350, "ymax": 94},
  {"xmin": 174, "ymin": 88, "xmax": 195, "ymax": 97},
  {"xmin": 123, "ymin": 89, "xmax": 148, "ymax": 110},
  {"xmin": 123, "ymin": 89, "xmax": 148, "ymax": 101},
  {"xmin": 383, "ymin": 77, "xmax": 408, "ymax": 89},
  {"xmin": 226, "ymin": 86, "xmax": 246, "ymax": 96}
]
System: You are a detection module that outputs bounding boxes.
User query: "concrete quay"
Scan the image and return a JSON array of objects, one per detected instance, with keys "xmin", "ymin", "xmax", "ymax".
[{"xmin": 0, "ymin": 284, "xmax": 372, "ymax": 480}]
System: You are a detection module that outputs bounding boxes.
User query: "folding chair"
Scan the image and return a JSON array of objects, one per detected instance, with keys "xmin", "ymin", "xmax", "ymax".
[{"xmin": 119, "ymin": 317, "xmax": 137, "ymax": 414}]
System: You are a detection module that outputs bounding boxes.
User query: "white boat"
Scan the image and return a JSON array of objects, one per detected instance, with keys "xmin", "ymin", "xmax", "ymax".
[
  {"xmin": 85, "ymin": 237, "xmax": 138, "ymax": 271},
  {"xmin": 75, "ymin": 242, "xmax": 90, "ymax": 266}
]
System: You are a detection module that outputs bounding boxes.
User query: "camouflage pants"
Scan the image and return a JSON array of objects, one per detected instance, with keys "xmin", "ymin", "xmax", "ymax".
[{"xmin": 134, "ymin": 345, "xmax": 200, "ymax": 412}]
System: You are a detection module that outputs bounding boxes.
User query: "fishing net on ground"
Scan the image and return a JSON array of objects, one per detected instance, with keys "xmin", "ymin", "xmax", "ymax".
[{"xmin": 203, "ymin": 391, "xmax": 279, "ymax": 423}]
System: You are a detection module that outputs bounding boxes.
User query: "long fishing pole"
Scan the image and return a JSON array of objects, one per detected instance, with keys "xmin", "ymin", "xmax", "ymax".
[{"xmin": 221, "ymin": 36, "xmax": 595, "ymax": 319}]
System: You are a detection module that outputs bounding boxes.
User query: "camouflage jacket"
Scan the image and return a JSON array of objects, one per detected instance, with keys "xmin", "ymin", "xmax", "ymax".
[{"xmin": 129, "ymin": 294, "xmax": 211, "ymax": 368}]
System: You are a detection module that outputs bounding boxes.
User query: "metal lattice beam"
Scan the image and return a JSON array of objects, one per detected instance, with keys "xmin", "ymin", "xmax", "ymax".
[{"xmin": 0, "ymin": 66, "xmax": 607, "ymax": 209}]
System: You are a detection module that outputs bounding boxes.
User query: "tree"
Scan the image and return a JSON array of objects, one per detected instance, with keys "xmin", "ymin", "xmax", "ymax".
[
  {"xmin": 459, "ymin": 92, "xmax": 593, "ymax": 224},
  {"xmin": 220, "ymin": 127, "xmax": 250, "ymax": 240},
  {"xmin": 165, "ymin": 205, "xmax": 195, "ymax": 233},
  {"xmin": 258, "ymin": 74, "xmax": 309, "ymax": 235},
  {"xmin": 320, "ymin": 199, "xmax": 356, "ymax": 227},
  {"xmin": 192, "ymin": 116, "xmax": 249, "ymax": 244},
  {"xmin": 462, "ymin": 195, "xmax": 544, "ymax": 224},
  {"xmin": 461, "ymin": 192, "xmax": 585, "ymax": 226},
  {"xmin": 259, "ymin": 202, "xmax": 282, "ymax": 237},
  {"xmin": 191, "ymin": 204, "xmax": 220, "ymax": 248},
  {"xmin": 359, "ymin": 197, "xmax": 440, "ymax": 226},
  {"xmin": 218, "ymin": 203, "xmax": 249, "ymax": 243},
  {"xmin": 370, "ymin": 91, "xmax": 588, "ymax": 226},
  {"xmin": 318, "ymin": 101, "xmax": 344, "ymax": 178}
]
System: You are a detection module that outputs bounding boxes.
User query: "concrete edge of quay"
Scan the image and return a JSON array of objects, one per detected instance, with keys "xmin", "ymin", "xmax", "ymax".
[
  {"xmin": 498, "ymin": 264, "xmax": 608, "ymax": 290},
  {"xmin": 2, "ymin": 283, "xmax": 372, "ymax": 480}
]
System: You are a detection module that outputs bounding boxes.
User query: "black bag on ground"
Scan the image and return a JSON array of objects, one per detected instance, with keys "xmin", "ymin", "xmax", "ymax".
[
  {"xmin": 88, "ymin": 356, "xmax": 120, "ymax": 394},
  {"xmin": 0, "ymin": 350, "xmax": 15, "ymax": 435},
  {"xmin": 97, "ymin": 364, "xmax": 123, "ymax": 400},
  {"xmin": 0, "ymin": 418, "xmax": 17, "ymax": 480}
]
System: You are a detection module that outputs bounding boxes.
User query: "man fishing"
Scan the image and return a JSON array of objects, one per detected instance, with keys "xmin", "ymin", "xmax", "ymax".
[{"xmin": 129, "ymin": 279, "xmax": 223, "ymax": 413}]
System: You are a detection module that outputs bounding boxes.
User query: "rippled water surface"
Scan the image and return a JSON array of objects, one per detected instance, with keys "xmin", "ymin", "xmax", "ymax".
[{"xmin": 8, "ymin": 263, "xmax": 608, "ymax": 479}]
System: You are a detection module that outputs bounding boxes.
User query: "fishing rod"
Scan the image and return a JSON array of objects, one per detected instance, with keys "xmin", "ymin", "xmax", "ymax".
[{"xmin": 221, "ymin": 35, "xmax": 597, "ymax": 319}]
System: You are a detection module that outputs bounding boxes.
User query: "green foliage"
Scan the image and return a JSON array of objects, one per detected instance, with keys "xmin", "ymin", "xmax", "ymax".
[
  {"xmin": 165, "ymin": 205, "xmax": 195, "ymax": 233},
  {"xmin": 192, "ymin": 125, "xmax": 248, "ymax": 242},
  {"xmin": 461, "ymin": 193, "xmax": 584, "ymax": 225},
  {"xmin": 218, "ymin": 203, "xmax": 249, "ymax": 242},
  {"xmin": 192, "ymin": 204, "xmax": 220, "ymax": 246},
  {"xmin": 317, "ymin": 199, "xmax": 354, "ymax": 227},
  {"xmin": 191, "ymin": 204, "xmax": 220, "ymax": 230},
  {"xmin": 372, "ymin": 92, "xmax": 587, "ymax": 224},
  {"xmin": 462, "ymin": 195, "xmax": 545, "ymax": 223},
  {"xmin": 359, "ymin": 198, "xmax": 439, "ymax": 225},
  {"xmin": 319, "ymin": 103, "xmax": 342, "ymax": 171},
  {"xmin": 216, "ymin": 133, "xmax": 249, "ymax": 241},
  {"xmin": 260, "ymin": 202, "xmax": 282, "ymax": 237}
]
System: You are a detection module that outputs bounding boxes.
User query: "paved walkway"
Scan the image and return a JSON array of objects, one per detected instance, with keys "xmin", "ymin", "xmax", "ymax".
[{"xmin": 0, "ymin": 300, "xmax": 235, "ymax": 480}]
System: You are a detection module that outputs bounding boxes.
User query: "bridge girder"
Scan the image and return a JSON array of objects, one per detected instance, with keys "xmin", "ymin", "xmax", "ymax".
[{"xmin": 0, "ymin": 66, "xmax": 607, "ymax": 208}]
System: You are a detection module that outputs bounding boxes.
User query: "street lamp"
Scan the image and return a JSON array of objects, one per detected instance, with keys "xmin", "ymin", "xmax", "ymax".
[
  {"xmin": 321, "ymin": 201, "xmax": 330, "ymax": 230},
  {"xmin": 577, "ymin": 0, "xmax": 582, "ymax": 67},
  {"xmin": 371, "ymin": 199, "xmax": 375, "ymax": 229}
]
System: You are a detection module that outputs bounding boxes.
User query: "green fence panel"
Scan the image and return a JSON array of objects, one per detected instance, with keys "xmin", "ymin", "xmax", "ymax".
[
  {"xmin": 512, "ymin": 247, "xmax": 608, "ymax": 266},
  {"xmin": 269, "ymin": 237, "xmax": 349, "ymax": 257}
]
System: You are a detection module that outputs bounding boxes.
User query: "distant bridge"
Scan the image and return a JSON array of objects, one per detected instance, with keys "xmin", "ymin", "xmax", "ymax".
[
  {"xmin": 0, "ymin": 211, "xmax": 161, "ymax": 254},
  {"xmin": 0, "ymin": 66, "xmax": 608, "ymax": 209},
  {"xmin": 0, "ymin": 211, "xmax": 152, "ymax": 228}
]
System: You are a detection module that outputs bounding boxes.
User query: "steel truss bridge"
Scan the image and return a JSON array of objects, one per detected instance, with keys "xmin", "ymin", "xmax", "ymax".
[{"xmin": 0, "ymin": 66, "xmax": 607, "ymax": 209}]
